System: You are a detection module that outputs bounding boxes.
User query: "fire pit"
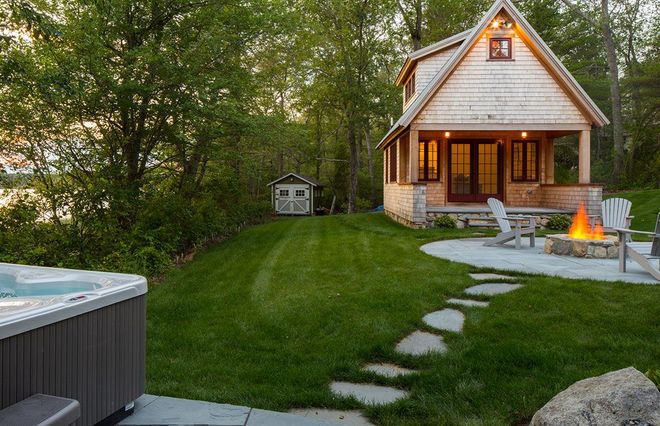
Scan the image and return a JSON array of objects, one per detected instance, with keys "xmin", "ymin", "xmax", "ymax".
[{"xmin": 544, "ymin": 203, "xmax": 619, "ymax": 259}]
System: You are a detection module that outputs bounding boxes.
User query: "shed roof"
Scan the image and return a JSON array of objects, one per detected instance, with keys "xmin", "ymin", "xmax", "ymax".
[
  {"xmin": 378, "ymin": 0, "xmax": 609, "ymax": 149},
  {"xmin": 267, "ymin": 173, "xmax": 324, "ymax": 188}
]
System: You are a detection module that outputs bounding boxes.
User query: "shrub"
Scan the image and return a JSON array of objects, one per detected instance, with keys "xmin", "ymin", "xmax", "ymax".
[
  {"xmin": 434, "ymin": 214, "xmax": 456, "ymax": 229},
  {"xmin": 547, "ymin": 214, "xmax": 572, "ymax": 231}
]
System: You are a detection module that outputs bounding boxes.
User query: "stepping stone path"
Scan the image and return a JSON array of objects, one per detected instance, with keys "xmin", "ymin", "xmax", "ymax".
[
  {"xmin": 330, "ymin": 381, "xmax": 408, "ymax": 405},
  {"xmin": 469, "ymin": 273, "xmax": 515, "ymax": 280},
  {"xmin": 464, "ymin": 283, "xmax": 523, "ymax": 296},
  {"xmin": 447, "ymin": 298, "xmax": 489, "ymax": 308},
  {"xmin": 289, "ymin": 408, "xmax": 375, "ymax": 426},
  {"xmin": 422, "ymin": 308, "xmax": 464, "ymax": 332},
  {"xmin": 395, "ymin": 330, "xmax": 447, "ymax": 356},
  {"xmin": 326, "ymin": 270, "xmax": 524, "ymax": 416},
  {"xmin": 362, "ymin": 363, "xmax": 416, "ymax": 378}
]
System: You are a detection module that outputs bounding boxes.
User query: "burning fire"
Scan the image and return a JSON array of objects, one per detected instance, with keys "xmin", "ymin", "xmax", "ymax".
[{"xmin": 568, "ymin": 202, "xmax": 605, "ymax": 240}]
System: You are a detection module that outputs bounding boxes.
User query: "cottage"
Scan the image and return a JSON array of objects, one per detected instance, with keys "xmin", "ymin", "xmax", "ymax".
[
  {"xmin": 268, "ymin": 173, "xmax": 324, "ymax": 216},
  {"xmin": 378, "ymin": 0, "xmax": 609, "ymax": 228}
]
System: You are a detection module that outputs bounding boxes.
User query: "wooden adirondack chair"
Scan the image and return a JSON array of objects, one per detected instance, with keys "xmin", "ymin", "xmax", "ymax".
[
  {"xmin": 590, "ymin": 198, "xmax": 634, "ymax": 238},
  {"xmin": 484, "ymin": 198, "xmax": 536, "ymax": 249},
  {"xmin": 616, "ymin": 213, "xmax": 660, "ymax": 281}
]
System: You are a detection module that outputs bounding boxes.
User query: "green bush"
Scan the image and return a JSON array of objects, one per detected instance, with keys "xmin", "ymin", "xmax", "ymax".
[
  {"xmin": 646, "ymin": 369, "xmax": 660, "ymax": 389},
  {"xmin": 433, "ymin": 214, "xmax": 457, "ymax": 229},
  {"xmin": 547, "ymin": 214, "xmax": 572, "ymax": 231}
]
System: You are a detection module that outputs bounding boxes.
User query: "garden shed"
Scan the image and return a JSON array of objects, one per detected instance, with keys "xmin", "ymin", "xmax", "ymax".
[{"xmin": 268, "ymin": 173, "xmax": 324, "ymax": 216}]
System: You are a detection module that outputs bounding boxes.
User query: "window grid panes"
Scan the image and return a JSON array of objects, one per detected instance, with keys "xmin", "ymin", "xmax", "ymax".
[
  {"xmin": 279, "ymin": 189, "xmax": 289, "ymax": 197},
  {"xmin": 478, "ymin": 143, "xmax": 498, "ymax": 194},
  {"xmin": 451, "ymin": 143, "xmax": 471, "ymax": 194},
  {"xmin": 404, "ymin": 73, "xmax": 416, "ymax": 103},
  {"xmin": 295, "ymin": 189, "xmax": 305, "ymax": 197},
  {"xmin": 490, "ymin": 38, "xmax": 511, "ymax": 59},
  {"xmin": 512, "ymin": 140, "xmax": 538, "ymax": 181},
  {"xmin": 418, "ymin": 140, "xmax": 439, "ymax": 181}
]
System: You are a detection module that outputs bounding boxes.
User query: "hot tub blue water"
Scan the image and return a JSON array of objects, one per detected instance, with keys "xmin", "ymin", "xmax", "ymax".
[{"xmin": 0, "ymin": 273, "xmax": 103, "ymax": 297}]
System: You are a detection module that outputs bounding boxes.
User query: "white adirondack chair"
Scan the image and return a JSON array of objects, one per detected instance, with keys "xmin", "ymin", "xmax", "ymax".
[
  {"xmin": 590, "ymin": 198, "xmax": 633, "ymax": 237},
  {"xmin": 616, "ymin": 213, "xmax": 660, "ymax": 281},
  {"xmin": 484, "ymin": 198, "xmax": 536, "ymax": 249}
]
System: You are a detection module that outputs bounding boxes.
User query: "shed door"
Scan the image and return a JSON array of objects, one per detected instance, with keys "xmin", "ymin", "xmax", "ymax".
[{"xmin": 275, "ymin": 185, "xmax": 310, "ymax": 215}]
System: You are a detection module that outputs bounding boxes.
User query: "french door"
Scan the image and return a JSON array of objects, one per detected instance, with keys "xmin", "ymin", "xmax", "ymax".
[{"xmin": 448, "ymin": 140, "xmax": 502, "ymax": 202}]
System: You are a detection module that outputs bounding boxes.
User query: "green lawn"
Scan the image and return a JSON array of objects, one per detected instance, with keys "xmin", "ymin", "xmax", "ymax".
[
  {"xmin": 604, "ymin": 188, "xmax": 660, "ymax": 231},
  {"xmin": 147, "ymin": 213, "xmax": 659, "ymax": 425}
]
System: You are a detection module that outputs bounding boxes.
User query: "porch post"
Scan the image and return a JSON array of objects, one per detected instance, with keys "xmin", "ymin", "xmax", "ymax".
[
  {"xmin": 410, "ymin": 130, "xmax": 419, "ymax": 182},
  {"xmin": 544, "ymin": 138, "xmax": 555, "ymax": 184},
  {"xmin": 578, "ymin": 129, "xmax": 591, "ymax": 183}
]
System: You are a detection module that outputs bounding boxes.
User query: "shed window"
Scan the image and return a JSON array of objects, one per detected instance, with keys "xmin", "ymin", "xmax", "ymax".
[
  {"xmin": 418, "ymin": 140, "xmax": 439, "ymax": 181},
  {"xmin": 279, "ymin": 189, "xmax": 289, "ymax": 196},
  {"xmin": 489, "ymin": 38, "xmax": 512, "ymax": 59},
  {"xmin": 295, "ymin": 189, "xmax": 306, "ymax": 197},
  {"xmin": 404, "ymin": 73, "xmax": 416, "ymax": 104},
  {"xmin": 512, "ymin": 140, "xmax": 538, "ymax": 181},
  {"xmin": 389, "ymin": 145, "xmax": 398, "ymax": 183}
]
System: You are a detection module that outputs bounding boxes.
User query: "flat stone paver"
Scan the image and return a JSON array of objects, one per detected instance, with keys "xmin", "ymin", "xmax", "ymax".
[
  {"xmin": 362, "ymin": 363, "xmax": 417, "ymax": 378},
  {"xmin": 464, "ymin": 283, "xmax": 523, "ymax": 296},
  {"xmin": 469, "ymin": 272, "xmax": 515, "ymax": 281},
  {"xmin": 395, "ymin": 330, "xmax": 447, "ymax": 356},
  {"xmin": 120, "ymin": 395, "xmax": 250, "ymax": 425},
  {"xmin": 330, "ymin": 381, "xmax": 408, "ymax": 405},
  {"xmin": 120, "ymin": 394, "xmax": 334, "ymax": 426},
  {"xmin": 420, "ymin": 238, "xmax": 658, "ymax": 285},
  {"xmin": 447, "ymin": 298, "xmax": 489, "ymax": 308},
  {"xmin": 422, "ymin": 308, "xmax": 464, "ymax": 332},
  {"xmin": 289, "ymin": 409, "xmax": 374, "ymax": 426}
]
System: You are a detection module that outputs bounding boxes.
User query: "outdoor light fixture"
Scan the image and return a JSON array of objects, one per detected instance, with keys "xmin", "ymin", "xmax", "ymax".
[
  {"xmin": 522, "ymin": 131, "xmax": 527, "ymax": 138},
  {"xmin": 491, "ymin": 18, "xmax": 513, "ymax": 29},
  {"xmin": 444, "ymin": 131, "xmax": 451, "ymax": 138}
]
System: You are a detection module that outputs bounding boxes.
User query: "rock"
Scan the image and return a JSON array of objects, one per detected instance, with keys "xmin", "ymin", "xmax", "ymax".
[
  {"xmin": 572, "ymin": 240, "xmax": 587, "ymax": 257},
  {"xmin": 544, "ymin": 238, "xmax": 554, "ymax": 254},
  {"xmin": 607, "ymin": 245, "xmax": 619, "ymax": 259},
  {"xmin": 553, "ymin": 240, "xmax": 572, "ymax": 256},
  {"xmin": 447, "ymin": 298, "xmax": 489, "ymax": 308},
  {"xmin": 469, "ymin": 273, "xmax": 515, "ymax": 281},
  {"xmin": 530, "ymin": 367, "xmax": 660, "ymax": 426},
  {"xmin": 593, "ymin": 246, "xmax": 607, "ymax": 258}
]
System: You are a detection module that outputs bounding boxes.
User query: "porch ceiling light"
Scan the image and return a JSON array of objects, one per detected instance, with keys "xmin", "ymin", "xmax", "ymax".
[
  {"xmin": 522, "ymin": 132, "xmax": 527, "ymax": 139},
  {"xmin": 444, "ymin": 132, "xmax": 451, "ymax": 138}
]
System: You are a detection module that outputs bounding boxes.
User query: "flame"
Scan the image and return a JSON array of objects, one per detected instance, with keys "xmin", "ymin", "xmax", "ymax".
[{"xmin": 568, "ymin": 202, "xmax": 605, "ymax": 240}]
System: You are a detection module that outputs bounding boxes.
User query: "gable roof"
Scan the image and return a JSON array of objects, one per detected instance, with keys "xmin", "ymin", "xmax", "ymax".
[
  {"xmin": 394, "ymin": 28, "xmax": 472, "ymax": 86},
  {"xmin": 267, "ymin": 172, "xmax": 323, "ymax": 188},
  {"xmin": 378, "ymin": 0, "xmax": 610, "ymax": 149}
]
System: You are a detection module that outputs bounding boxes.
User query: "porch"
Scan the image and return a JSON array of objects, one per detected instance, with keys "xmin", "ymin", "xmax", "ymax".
[{"xmin": 383, "ymin": 129, "xmax": 602, "ymax": 228}]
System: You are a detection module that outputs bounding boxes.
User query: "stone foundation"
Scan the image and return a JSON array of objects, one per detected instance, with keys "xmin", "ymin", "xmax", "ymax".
[
  {"xmin": 544, "ymin": 234, "xmax": 619, "ymax": 259},
  {"xmin": 426, "ymin": 211, "xmax": 557, "ymax": 230}
]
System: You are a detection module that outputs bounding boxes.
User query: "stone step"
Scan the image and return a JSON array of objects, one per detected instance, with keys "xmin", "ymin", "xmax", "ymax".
[
  {"xmin": 329, "ymin": 381, "xmax": 408, "ymax": 406},
  {"xmin": 469, "ymin": 273, "xmax": 516, "ymax": 281},
  {"xmin": 464, "ymin": 283, "xmax": 523, "ymax": 296},
  {"xmin": 395, "ymin": 330, "xmax": 447, "ymax": 356},
  {"xmin": 422, "ymin": 309, "xmax": 465, "ymax": 333},
  {"xmin": 361, "ymin": 363, "xmax": 417, "ymax": 378},
  {"xmin": 447, "ymin": 298, "xmax": 489, "ymax": 308}
]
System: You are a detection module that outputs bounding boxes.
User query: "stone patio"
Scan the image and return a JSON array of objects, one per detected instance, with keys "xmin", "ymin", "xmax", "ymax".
[
  {"xmin": 119, "ymin": 394, "xmax": 338, "ymax": 426},
  {"xmin": 421, "ymin": 238, "xmax": 658, "ymax": 284}
]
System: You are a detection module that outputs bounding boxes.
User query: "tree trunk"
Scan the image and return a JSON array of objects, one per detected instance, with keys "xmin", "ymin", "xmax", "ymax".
[
  {"xmin": 600, "ymin": 0, "xmax": 625, "ymax": 184},
  {"xmin": 365, "ymin": 124, "xmax": 375, "ymax": 207},
  {"xmin": 347, "ymin": 119, "xmax": 359, "ymax": 213}
]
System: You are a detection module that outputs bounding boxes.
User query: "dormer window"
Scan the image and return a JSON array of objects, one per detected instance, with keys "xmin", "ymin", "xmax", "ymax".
[
  {"xmin": 404, "ymin": 72, "xmax": 416, "ymax": 103},
  {"xmin": 489, "ymin": 38, "xmax": 512, "ymax": 59}
]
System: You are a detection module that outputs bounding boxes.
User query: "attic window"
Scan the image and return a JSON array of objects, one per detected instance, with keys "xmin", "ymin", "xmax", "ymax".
[
  {"xmin": 404, "ymin": 72, "xmax": 416, "ymax": 103},
  {"xmin": 489, "ymin": 38, "xmax": 512, "ymax": 59}
]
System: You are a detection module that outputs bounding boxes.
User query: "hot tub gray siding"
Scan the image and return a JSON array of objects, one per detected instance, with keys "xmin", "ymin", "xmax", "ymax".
[{"xmin": 0, "ymin": 295, "xmax": 146, "ymax": 425}]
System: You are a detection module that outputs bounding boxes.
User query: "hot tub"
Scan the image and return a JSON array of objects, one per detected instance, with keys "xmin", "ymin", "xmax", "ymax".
[{"xmin": 0, "ymin": 263, "xmax": 147, "ymax": 425}]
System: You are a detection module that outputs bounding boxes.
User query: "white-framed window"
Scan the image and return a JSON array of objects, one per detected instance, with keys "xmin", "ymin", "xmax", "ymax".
[
  {"xmin": 279, "ymin": 189, "xmax": 289, "ymax": 197},
  {"xmin": 295, "ymin": 189, "xmax": 306, "ymax": 197}
]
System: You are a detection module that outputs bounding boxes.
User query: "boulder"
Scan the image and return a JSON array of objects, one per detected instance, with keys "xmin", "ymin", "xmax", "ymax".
[{"xmin": 531, "ymin": 367, "xmax": 660, "ymax": 426}]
